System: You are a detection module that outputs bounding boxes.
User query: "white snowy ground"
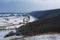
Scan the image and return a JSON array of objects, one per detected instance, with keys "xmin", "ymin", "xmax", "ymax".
[{"xmin": 0, "ymin": 31, "xmax": 60, "ymax": 40}]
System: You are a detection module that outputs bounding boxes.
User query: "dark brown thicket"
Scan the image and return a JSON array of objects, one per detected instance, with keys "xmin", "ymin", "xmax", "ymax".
[{"xmin": 16, "ymin": 16, "xmax": 60, "ymax": 36}]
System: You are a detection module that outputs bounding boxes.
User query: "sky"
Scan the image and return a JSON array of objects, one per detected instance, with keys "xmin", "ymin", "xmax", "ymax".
[{"xmin": 0, "ymin": 0, "xmax": 60, "ymax": 12}]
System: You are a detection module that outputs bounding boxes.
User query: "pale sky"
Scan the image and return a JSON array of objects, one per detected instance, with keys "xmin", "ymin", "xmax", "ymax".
[{"xmin": 0, "ymin": 0, "xmax": 60, "ymax": 12}]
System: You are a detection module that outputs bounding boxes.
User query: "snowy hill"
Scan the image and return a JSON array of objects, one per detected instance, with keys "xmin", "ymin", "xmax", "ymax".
[
  {"xmin": 0, "ymin": 14, "xmax": 36, "ymax": 29},
  {"xmin": 0, "ymin": 13, "xmax": 37, "ymax": 40}
]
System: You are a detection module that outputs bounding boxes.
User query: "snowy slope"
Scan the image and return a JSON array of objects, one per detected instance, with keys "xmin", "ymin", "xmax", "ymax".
[
  {"xmin": 0, "ymin": 14, "xmax": 37, "ymax": 40},
  {"xmin": 0, "ymin": 33, "xmax": 60, "ymax": 40},
  {"xmin": 0, "ymin": 14, "xmax": 36, "ymax": 29}
]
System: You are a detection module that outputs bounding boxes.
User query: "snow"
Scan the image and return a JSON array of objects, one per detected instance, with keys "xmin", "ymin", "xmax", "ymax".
[
  {"xmin": 0, "ymin": 14, "xmax": 37, "ymax": 40},
  {"xmin": 0, "ymin": 14, "xmax": 60, "ymax": 40},
  {"xmin": 0, "ymin": 14, "xmax": 36, "ymax": 29},
  {"xmin": 0, "ymin": 32, "xmax": 60, "ymax": 40}
]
